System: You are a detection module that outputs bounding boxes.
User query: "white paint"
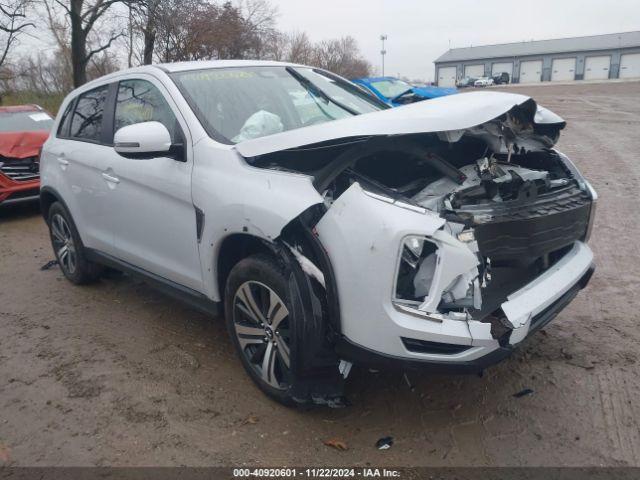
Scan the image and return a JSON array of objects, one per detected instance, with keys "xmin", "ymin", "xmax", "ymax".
[
  {"xmin": 501, "ymin": 242, "xmax": 593, "ymax": 331},
  {"xmin": 437, "ymin": 66, "xmax": 457, "ymax": 87},
  {"xmin": 464, "ymin": 64, "xmax": 485, "ymax": 78},
  {"xmin": 619, "ymin": 53, "xmax": 640, "ymax": 79},
  {"xmin": 584, "ymin": 55, "xmax": 611, "ymax": 80},
  {"xmin": 519, "ymin": 60, "xmax": 543, "ymax": 83},
  {"xmin": 551, "ymin": 57, "xmax": 577, "ymax": 82},
  {"xmin": 314, "ymin": 182, "xmax": 497, "ymax": 361},
  {"xmin": 491, "ymin": 62, "xmax": 513, "ymax": 77},
  {"xmin": 236, "ymin": 91, "xmax": 560, "ymax": 158},
  {"xmin": 113, "ymin": 121, "xmax": 171, "ymax": 154}
]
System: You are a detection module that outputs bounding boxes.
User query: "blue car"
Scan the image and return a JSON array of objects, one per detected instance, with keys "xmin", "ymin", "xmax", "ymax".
[{"xmin": 352, "ymin": 76, "xmax": 457, "ymax": 107}]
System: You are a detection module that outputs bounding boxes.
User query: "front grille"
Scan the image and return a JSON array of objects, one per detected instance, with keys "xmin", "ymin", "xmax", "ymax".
[
  {"xmin": 0, "ymin": 156, "xmax": 40, "ymax": 182},
  {"xmin": 471, "ymin": 184, "xmax": 591, "ymax": 260}
]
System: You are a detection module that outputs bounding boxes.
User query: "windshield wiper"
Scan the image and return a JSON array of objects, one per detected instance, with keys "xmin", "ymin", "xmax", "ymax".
[
  {"xmin": 285, "ymin": 66, "xmax": 358, "ymax": 116},
  {"xmin": 391, "ymin": 88, "xmax": 414, "ymax": 102}
]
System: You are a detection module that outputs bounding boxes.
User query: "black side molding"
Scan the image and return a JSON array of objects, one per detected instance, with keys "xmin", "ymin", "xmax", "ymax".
[
  {"xmin": 85, "ymin": 249, "xmax": 220, "ymax": 317},
  {"xmin": 194, "ymin": 206, "xmax": 204, "ymax": 243}
]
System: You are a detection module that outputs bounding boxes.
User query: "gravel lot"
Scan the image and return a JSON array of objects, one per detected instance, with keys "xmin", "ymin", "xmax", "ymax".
[{"xmin": 1, "ymin": 81, "xmax": 639, "ymax": 467}]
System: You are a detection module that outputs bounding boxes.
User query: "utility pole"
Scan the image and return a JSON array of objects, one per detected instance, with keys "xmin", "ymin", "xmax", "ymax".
[{"xmin": 380, "ymin": 34, "xmax": 388, "ymax": 76}]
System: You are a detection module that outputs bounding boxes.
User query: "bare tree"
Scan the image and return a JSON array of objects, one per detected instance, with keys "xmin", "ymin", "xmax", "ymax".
[
  {"xmin": 311, "ymin": 36, "xmax": 371, "ymax": 78},
  {"xmin": 0, "ymin": 0, "xmax": 34, "ymax": 72},
  {"xmin": 44, "ymin": 0, "xmax": 124, "ymax": 87},
  {"xmin": 285, "ymin": 31, "xmax": 313, "ymax": 64}
]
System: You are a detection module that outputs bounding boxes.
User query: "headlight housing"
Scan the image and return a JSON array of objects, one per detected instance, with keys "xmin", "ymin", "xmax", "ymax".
[{"xmin": 394, "ymin": 235, "xmax": 438, "ymax": 304}]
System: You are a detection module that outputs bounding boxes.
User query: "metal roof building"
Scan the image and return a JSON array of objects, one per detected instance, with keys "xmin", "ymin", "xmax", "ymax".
[{"xmin": 434, "ymin": 31, "xmax": 640, "ymax": 86}]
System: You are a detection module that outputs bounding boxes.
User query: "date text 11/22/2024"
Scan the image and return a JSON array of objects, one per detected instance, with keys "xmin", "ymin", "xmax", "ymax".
[{"xmin": 233, "ymin": 468, "xmax": 401, "ymax": 477}]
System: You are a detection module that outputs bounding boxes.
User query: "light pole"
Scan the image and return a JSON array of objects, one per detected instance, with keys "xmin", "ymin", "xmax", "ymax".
[{"xmin": 380, "ymin": 34, "xmax": 387, "ymax": 76}]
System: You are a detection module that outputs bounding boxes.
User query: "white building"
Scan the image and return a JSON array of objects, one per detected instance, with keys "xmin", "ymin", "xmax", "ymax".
[{"xmin": 435, "ymin": 31, "xmax": 640, "ymax": 86}]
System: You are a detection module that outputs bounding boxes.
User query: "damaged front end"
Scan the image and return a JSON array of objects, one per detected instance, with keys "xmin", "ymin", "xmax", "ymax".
[{"xmin": 239, "ymin": 92, "xmax": 596, "ymax": 371}]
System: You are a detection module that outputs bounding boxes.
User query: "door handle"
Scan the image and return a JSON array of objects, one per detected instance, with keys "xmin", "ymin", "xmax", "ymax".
[
  {"xmin": 57, "ymin": 158, "xmax": 69, "ymax": 166},
  {"xmin": 101, "ymin": 172, "xmax": 120, "ymax": 184}
]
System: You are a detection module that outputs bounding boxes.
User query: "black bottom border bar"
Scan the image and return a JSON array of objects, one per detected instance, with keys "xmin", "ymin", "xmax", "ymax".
[{"xmin": 2, "ymin": 467, "xmax": 640, "ymax": 480}]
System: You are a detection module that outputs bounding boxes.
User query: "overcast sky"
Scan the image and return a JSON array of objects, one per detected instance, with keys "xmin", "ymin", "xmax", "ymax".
[{"xmin": 273, "ymin": 0, "xmax": 640, "ymax": 80}]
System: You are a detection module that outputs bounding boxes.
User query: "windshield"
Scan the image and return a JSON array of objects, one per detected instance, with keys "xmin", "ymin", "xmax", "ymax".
[
  {"xmin": 171, "ymin": 66, "xmax": 383, "ymax": 144},
  {"xmin": 0, "ymin": 110, "xmax": 53, "ymax": 132},
  {"xmin": 370, "ymin": 78, "xmax": 412, "ymax": 98}
]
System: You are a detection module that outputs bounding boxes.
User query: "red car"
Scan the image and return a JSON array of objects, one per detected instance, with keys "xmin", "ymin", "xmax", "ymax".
[{"xmin": 0, "ymin": 105, "xmax": 54, "ymax": 205}]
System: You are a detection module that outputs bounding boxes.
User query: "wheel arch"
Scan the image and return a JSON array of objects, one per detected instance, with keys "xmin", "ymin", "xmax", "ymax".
[
  {"xmin": 39, "ymin": 186, "xmax": 63, "ymax": 224},
  {"xmin": 216, "ymin": 232, "xmax": 277, "ymax": 303}
]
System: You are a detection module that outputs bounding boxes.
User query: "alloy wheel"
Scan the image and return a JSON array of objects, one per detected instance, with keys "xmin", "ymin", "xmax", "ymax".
[
  {"xmin": 232, "ymin": 281, "xmax": 291, "ymax": 390},
  {"xmin": 51, "ymin": 213, "xmax": 77, "ymax": 275}
]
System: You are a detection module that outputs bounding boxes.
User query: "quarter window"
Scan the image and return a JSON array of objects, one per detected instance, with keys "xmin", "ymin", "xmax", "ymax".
[
  {"xmin": 69, "ymin": 85, "xmax": 109, "ymax": 142},
  {"xmin": 114, "ymin": 79, "xmax": 178, "ymax": 142},
  {"xmin": 57, "ymin": 101, "xmax": 75, "ymax": 137}
]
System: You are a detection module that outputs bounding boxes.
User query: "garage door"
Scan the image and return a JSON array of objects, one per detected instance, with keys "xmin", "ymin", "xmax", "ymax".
[
  {"xmin": 620, "ymin": 53, "xmax": 640, "ymax": 79},
  {"xmin": 437, "ymin": 66, "xmax": 457, "ymax": 87},
  {"xmin": 551, "ymin": 58, "xmax": 576, "ymax": 81},
  {"xmin": 584, "ymin": 56, "xmax": 610, "ymax": 80},
  {"xmin": 464, "ymin": 64, "xmax": 485, "ymax": 78},
  {"xmin": 519, "ymin": 60, "xmax": 542, "ymax": 83},
  {"xmin": 491, "ymin": 62, "xmax": 513, "ymax": 77}
]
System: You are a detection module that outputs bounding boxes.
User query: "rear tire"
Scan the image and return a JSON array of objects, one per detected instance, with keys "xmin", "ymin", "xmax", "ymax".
[
  {"xmin": 224, "ymin": 254, "xmax": 297, "ymax": 406},
  {"xmin": 47, "ymin": 202, "xmax": 102, "ymax": 284}
]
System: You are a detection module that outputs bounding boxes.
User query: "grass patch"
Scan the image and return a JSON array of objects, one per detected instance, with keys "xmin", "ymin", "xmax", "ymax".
[{"xmin": 1, "ymin": 91, "xmax": 66, "ymax": 115}]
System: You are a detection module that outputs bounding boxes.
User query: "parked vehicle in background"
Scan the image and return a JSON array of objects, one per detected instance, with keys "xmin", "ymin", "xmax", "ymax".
[
  {"xmin": 353, "ymin": 76, "xmax": 457, "ymax": 106},
  {"xmin": 456, "ymin": 76, "xmax": 477, "ymax": 88},
  {"xmin": 0, "ymin": 105, "xmax": 53, "ymax": 206},
  {"xmin": 40, "ymin": 60, "xmax": 596, "ymax": 407},
  {"xmin": 474, "ymin": 77, "xmax": 495, "ymax": 87},
  {"xmin": 492, "ymin": 72, "xmax": 510, "ymax": 85}
]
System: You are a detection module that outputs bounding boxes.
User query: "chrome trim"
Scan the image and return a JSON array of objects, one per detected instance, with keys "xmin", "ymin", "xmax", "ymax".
[
  {"xmin": 0, "ymin": 194, "xmax": 40, "ymax": 206},
  {"xmin": 391, "ymin": 302, "xmax": 444, "ymax": 323}
]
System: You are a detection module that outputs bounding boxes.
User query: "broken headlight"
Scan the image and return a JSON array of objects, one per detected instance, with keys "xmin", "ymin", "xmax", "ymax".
[{"xmin": 394, "ymin": 235, "xmax": 438, "ymax": 304}]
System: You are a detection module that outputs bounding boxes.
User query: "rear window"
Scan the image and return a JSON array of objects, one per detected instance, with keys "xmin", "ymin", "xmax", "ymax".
[
  {"xmin": 0, "ymin": 110, "xmax": 54, "ymax": 132},
  {"xmin": 69, "ymin": 85, "xmax": 109, "ymax": 142}
]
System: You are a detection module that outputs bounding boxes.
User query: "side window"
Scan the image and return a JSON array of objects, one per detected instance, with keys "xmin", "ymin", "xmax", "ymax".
[
  {"xmin": 56, "ymin": 100, "xmax": 75, "ymax": 138},
  {"xmin": 69, "ymin": 85, "xmax": 109, "ymax": 142},
  {"xmin": 114, "ymin": 79, "xmax": 179, "ymax": 143}
]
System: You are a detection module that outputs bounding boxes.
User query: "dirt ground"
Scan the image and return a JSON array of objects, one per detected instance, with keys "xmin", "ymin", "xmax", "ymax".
[{"xmin": 1, "ymin": 81, "xmax": 640, "ymax": 467}]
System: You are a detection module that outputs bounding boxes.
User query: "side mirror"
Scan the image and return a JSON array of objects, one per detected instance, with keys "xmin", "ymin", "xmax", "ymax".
[{"xmin": 114, "ymin": 121, "xmax": 182, "ymax": 160}]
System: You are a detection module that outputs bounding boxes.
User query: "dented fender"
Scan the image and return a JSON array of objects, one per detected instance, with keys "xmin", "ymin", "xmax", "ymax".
[{"xmin": 191, "ymin": 141, "xmax": 324, "ymax": 301}]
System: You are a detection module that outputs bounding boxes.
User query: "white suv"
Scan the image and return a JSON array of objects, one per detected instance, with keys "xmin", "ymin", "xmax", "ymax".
[{"xmin": 40, "ymin": 60, "xmax": 596, "ymax": 406}]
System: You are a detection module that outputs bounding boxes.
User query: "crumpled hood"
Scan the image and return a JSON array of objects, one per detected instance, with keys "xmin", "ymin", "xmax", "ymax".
[
  {"xmin": 0, "ymin": 131, "xmax": 49, "ymax": 159},
  {"xmin": 235, "ymin": 91, "xmax": 565, "ymax": 158}
]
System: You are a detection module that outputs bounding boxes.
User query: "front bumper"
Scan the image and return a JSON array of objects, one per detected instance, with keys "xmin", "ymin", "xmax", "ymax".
[
  {"xmin": 337, "ymin": 261, "xmax": 594, "ymax": 374},
  {"xmin": 316, "ymin": 183, "xmax": 595, "ymax": 372},
  {"xmin": 0, "ymin": 173, "xmax": 40, "ymax": 205},
  {"xmin": 335, "ymin": 241, "xmax": 594, "ymax": 373}
]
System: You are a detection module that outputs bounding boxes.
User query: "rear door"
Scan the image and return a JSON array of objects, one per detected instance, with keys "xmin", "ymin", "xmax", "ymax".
[
  {"xmin": 46, "ymin": 84, "xmax": 116, "ymax": 252},
  {"xmin": 104, "ymin": 76, "xmax": 203, "ymax": 291}
]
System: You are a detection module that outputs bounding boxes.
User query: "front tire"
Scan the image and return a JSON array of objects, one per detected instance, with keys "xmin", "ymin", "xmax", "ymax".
[
  {"xmin": 47, "ymin": 202, "xmax": 102, "ymax": 284},
  {"xmin": 224, "ymin": 254, "xmax": 296, "ymax": 405}
]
